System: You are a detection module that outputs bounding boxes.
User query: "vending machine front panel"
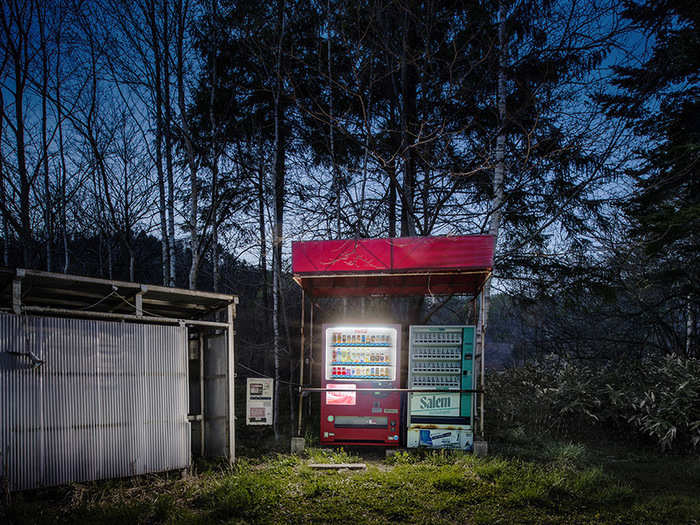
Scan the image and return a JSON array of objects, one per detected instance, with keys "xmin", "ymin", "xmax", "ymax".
[
  {"xmin": 321, "ymin": 324, "xmax": 401, "ymax": 446},
  {"xmin": 407, "ymin": 325, "xmax": 475, "ymax": 450}
]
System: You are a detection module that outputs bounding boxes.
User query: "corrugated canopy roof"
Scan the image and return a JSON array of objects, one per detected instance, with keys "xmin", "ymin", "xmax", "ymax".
[
  {"xmin": 292, "ymin": 235, "xmax": 494, "ymax": 298},
  {"xmin": 0, "ymin": 268, "xmax": 237, "ymax": 323}
]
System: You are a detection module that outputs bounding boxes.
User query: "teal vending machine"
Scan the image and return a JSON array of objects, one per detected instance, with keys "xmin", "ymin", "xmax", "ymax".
[{"xmin": 406, "ymin": 325, "xmax": 475, "ymax": 450}]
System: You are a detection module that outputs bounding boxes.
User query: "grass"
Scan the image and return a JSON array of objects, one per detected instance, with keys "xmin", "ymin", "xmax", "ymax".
[{"xmin": 2, "ymin": 441, "xmax": 699, "ymax": 524}]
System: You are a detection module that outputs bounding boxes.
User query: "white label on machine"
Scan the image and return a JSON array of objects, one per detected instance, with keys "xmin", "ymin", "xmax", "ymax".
[
  {"xmin": 246, "ymin": 378, "xmax": 273, "ymax": 425},
  {"xmin": 326, "ymin": 383, "xmax": 356, "ymax": 405},
  {"xmin": 409, "ymin": 392, "xmax": 460, "ymax": 416}
]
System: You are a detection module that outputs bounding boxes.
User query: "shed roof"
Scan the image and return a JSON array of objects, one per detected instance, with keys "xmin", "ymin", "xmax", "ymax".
[
  {"xmin": 292, "ymin": 235, "xmax": 494, "ymax": 298},
  {"xmin": 0, "ymin": 268, "xmax": 237, "ymax": 325}
]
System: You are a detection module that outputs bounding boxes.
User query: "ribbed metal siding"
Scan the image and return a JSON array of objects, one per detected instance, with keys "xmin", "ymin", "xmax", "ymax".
[{"xmin": 0, "ymin": 314, "xmax": 190, "ymax": 491}]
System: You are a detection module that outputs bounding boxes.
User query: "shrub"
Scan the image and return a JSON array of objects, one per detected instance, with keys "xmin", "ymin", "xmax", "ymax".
[{"xmin": 487, "ymin": 355, "xmax": 700, "ymax": 451}]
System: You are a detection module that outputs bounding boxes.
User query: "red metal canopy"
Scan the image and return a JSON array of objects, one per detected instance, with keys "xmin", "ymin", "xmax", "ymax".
[{"xmin": 292, "ymin": 235, "xmax": 494, "ymax": 298}]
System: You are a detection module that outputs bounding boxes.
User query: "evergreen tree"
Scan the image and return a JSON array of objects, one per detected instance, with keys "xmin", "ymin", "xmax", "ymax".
[{"xmin": 600, "ymin": 0, "xmax": 699, "ymax": 356}]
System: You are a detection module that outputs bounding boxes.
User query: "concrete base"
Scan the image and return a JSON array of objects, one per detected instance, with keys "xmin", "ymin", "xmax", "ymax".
[
  {"xmin": 473, "ymin": 440, "xmax": 488, "ymax": 457},
  {"xmin": 290, "ymin": 437, "xmax": 305, "ymax": 454}
]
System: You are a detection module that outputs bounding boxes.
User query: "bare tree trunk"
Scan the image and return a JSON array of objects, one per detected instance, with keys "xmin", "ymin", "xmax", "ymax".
[
  {"xmin": 162, "ymin": 1, "xmax": 176, "ymax": 287},
  {"xmin": 0, "ymin": 83, "xmax": 8, "ymax": 266},
  {"xmin": 271, "ymin": 0, "xmax": 286, "ymax": 441},
  {"xmin": 1, "ymin": 1, "xmax": 34, "ymax": 266},
  {"xmin": 147, "ymin": 0, "xmax": 170, "ymax": 286},
  {"xmin": 56, "ymin": 18, "xmax": 69, "ymax": 273},
  {"xmin": 388, "ymin": 159, "xmax": 396, "ymax": 237},
  {"xmin": 173, "ymin": 0, "xmax": 200, "ymax": 290},
  {"xmin": 326, "ymin": 0, "xmax": 340, "ymax": 238},
  {"xmin": 39, "ymin": 6, "xmax": 51, "ymax": 271},
  {"xmin": 482, "ymin": 1, "xmax": 506, "ymax": 329},
  {"xmin": 208, "ymin": 0, "xmax": 220, "ymax": 293},
  {"xmin": 399, "ymin": 5, "xmax": 417, "ymax": 237},
  {"xmin": 258, "ymin": 154, "xmax": 268, "ymax": 310}
]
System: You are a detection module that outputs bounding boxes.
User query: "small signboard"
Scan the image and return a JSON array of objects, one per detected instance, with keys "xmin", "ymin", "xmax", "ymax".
[
  {"xmin": 325, "ymin": 383, "xmax": 356, "ymax": 405},
  {"xmin": 246, "ymin": 378, "xmax": 273, "ymax": 425}
]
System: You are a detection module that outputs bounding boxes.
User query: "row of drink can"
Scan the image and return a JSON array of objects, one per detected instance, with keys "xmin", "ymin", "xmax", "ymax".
[
  {"xmin": 414, "ymin": 347, "xmax": 461, "ymax": 359},
  {"xmin": 413, "ymin": 331, "xmax": 461, "ymax": 344},
  {"xmin": 413, "ymin": 361, "xmax": 461, "ymax": 373},
  {"xmin": 333, "ymin": 333, "xmax": 390, "ymax": 344},
  {"xmin": 332, "ymin": 366, "xmax": 390, "ymax": 377},
  {"xmin": 332, "ymin": 349, "xmax": 388, "ymax": 363},
  {"xmin": 412, "ymin": 376, "xmax": 460, "ymax": 387}
]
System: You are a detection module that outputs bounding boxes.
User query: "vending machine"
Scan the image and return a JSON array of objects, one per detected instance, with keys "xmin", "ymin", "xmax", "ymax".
[
  {"xmin": 321, "ymin": 325, "xmax": 401, "ymax": 446},
  {"xmin": 407, "ymin": 325, "xmax": 475, "ymax": 450}
]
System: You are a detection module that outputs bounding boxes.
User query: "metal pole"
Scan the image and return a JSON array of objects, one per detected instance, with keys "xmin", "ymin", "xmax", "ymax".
[
  {"xmin": 307, "ymin": 299, "xmax": 314, "ymax": 417},
  {"xmin": 199, "ymin": 331, "xmax": 205, "ymax": 458},
  {"xmin": 300, "ymin": 387, "xmax": 484, "ymax": 393},
  {"xmin": 296, "ymin": 289, "xmax": 305, "ymax": 437},
  {"xmin": 480, "ymin": 289, "xmax": 486, "ymax": 438},
  {"xmin": 227, "ymin": 302, "xmax": 236, "ymax": 464}
]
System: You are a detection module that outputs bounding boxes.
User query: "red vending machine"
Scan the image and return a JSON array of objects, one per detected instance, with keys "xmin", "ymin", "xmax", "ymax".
[{"xmin": 321, "ymin": 324, "xmax": 401, "ymax": 446}]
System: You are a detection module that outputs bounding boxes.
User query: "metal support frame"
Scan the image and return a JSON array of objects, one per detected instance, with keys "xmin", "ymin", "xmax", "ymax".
[
  {"xmin": 20, "ymin": 305, "xmax": 230, "ymax": 328},
  {"xmin": 199, "ymin": 332, "xmax": 205, "ymax": 457},
  {"xmin": 293, "ymin": 269, "xmax": 492, "ymax": 448}
]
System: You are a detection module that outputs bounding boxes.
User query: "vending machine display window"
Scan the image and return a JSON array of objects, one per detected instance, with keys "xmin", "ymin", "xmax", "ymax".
[
  {"xmin": 321, "ymin": 324, "xmax": 401, "ymax": 446},
  {"xmin": 325, "ymin": 326, "xmax": 398, "ymax": 382}
]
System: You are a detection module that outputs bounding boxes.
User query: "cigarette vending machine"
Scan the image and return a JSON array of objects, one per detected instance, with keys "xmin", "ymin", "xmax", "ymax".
[
  {"xmin": 321, "ymin": 325, "xmax": 401, "ymax": 446},
  {"xmin": 407, "ymin": 325, "xmax": 475, "ymax": 450}
]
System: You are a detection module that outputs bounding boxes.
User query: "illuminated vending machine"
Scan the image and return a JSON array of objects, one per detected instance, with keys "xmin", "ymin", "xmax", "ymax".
[
  {"xmin": 407, "ymin": 325, "xmax": 475, "ymax": 450},
  {"xmin": 321, "ymin": 325, "xmax": 401, "ymax": 446}
]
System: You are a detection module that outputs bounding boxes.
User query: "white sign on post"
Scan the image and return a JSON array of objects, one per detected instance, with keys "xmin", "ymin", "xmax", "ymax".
[{"xmin": 246, "ymin": 378, "xmax": 273, "ymax": 425}]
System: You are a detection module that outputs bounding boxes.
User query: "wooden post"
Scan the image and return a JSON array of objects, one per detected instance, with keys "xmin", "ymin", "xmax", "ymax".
[
  {"xmin": 296, "ymin": 288, "xmax": 305, "ymax": 437},
  {"xmin": 227, "ymin": 301, "xmax": 237, "ymax": 463},
  {"xmin": 12, "ymin": 269, "xmax": 24, "ymax": 314},
  {"xmin": 135, "ymin": 291, "xmax": 143, "ymax": 316}
]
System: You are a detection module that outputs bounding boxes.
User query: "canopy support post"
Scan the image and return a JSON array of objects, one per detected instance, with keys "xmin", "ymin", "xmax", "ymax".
[
  {"xmin": 307, "ymin": 298, "xmax": 314, "ymax": 418},
  {"xmin": 296, "ymin": 288, "xmax": 305, "ymax": 437},
  {"xmin": 479, "ymin": 287, "xmax": 486, "ymax": 439}
]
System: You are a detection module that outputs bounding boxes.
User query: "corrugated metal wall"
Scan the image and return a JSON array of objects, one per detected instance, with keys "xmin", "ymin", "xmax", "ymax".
[{"xmin": 0, "ymin": 314, "xmax": 190, "ymax": 491}]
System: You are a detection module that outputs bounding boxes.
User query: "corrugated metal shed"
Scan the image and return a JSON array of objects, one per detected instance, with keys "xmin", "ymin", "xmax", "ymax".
[{"xmin": 0, "ymin": 268, "xmax": 238, "ymax": 491}]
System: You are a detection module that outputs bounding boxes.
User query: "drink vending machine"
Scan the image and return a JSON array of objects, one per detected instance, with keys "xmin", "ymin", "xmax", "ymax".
[
  {"xmin": 406, "ymin": 325, "xmax": 476, "ymax": 450},
  {"xmin": 321, "ymin": 325, "xmax": 401, "ymax": 446}
]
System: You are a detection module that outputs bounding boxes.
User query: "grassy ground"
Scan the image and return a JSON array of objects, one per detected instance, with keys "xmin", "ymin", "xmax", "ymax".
[{"xmin": 2, "ymin": 439, "xmax": 699, "ymax": 524}]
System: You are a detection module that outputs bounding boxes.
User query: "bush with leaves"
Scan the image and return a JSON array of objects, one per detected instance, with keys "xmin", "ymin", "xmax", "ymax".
[
  {"xmin": 625, "ymin": 356, "xmax": 700, "ymax": 451},
  {"xmin": 487, "ymin": 355, "xmax": 700, "ymax": 452}
]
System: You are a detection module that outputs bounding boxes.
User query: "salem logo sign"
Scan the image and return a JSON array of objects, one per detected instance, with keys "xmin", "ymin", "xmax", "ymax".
[
  {"xmin": 420, "ymin": 395, "xmax": 451, "ymax": 410},
  {"xmin": 411, "ymin": 392, "xmax": 460, "ymax": 415}
]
